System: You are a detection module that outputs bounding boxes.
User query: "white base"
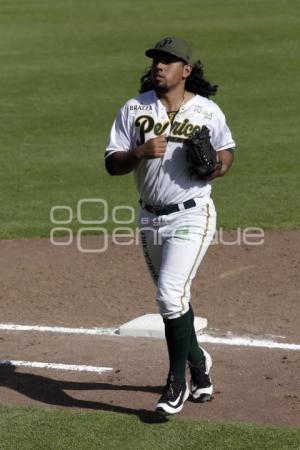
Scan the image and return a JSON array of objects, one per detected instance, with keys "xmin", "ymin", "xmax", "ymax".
[{"xmin": 118, "ymin": 314, "xmax": 207, "ymax": 339}]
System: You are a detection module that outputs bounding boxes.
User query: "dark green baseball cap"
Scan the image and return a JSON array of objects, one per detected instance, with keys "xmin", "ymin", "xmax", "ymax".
[{"xmin": 145, "ymin": 37, "xmax": 192, "ymax": 64}]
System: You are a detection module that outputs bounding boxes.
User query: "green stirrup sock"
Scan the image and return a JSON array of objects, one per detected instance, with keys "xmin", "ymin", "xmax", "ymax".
[
  {"xmin": 187, "ymin": 305, "xmax": 205, "ymax": 364},
  {"xmin": 163, "ymin": 311, "xmax": 192, "ymax": 384}
]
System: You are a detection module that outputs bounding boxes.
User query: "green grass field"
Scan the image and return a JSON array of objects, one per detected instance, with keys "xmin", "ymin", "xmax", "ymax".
[
  {"xmin": 0, "ymin": 405, "xmax": 300, "ymax": 450},
  {"xmin": 1, "ymin": 0, "xmax": 300, "ymax": 448},
  {"xmin": 0, "ymin": 0, "xmax": 299, "ymax": 238}
]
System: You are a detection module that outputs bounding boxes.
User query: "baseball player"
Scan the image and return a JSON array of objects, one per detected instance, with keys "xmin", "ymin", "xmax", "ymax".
[{"xmin": 105, "ymin": 37, "xmax": 235, "ymax": 416}]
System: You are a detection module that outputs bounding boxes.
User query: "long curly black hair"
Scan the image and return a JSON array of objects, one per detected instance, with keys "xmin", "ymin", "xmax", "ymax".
[{"xmin": 139, "ymin": 60, "xmax": 218, "ymax": 98}]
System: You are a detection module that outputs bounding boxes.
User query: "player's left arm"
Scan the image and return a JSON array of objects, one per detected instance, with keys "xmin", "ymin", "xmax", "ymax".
[
  {"xmin": 206, "ymin": 148, "xmax": 234, "ymax": 181},
  {"xmin": 207, "ymin": 103, "xmax": 236, "ymax": 181}
]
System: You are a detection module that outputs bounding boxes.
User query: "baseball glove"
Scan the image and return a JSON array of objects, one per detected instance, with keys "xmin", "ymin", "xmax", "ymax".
[{"xmin": 185, "ymin": 125, "xmax": 220, "ymax": 177}]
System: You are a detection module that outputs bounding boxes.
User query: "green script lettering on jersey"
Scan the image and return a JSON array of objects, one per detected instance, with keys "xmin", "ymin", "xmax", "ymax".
[
  {"xmin": 135, "ymin": 115, "xmax": 201, "ymax": 144},
  {"xmin": 135, "ymin": 115, "xmax": 155, "ymax": 145},
  {"xmin": 154, "ymin": 121, "xmax": 169, "ymax": 136}
]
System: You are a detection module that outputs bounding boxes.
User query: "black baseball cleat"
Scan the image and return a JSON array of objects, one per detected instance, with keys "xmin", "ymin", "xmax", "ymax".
[
  {"xmin": 155, "ymin": 374, "xmax": 190, "ymax": 416},
  {"xmin": 188, "ymin": 349, "xmax": 213, "ymax": 402}
]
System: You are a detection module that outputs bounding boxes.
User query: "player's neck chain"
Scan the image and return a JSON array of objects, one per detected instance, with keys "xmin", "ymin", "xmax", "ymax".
[
  {"xmin": 159, "ymin": 90, "xmax": 186, "ymax": 114},
  {"xmin": 177, "ymin": 90, "xmax": 186, "ymax": 111},
  {"xmin": 165, "ymin": 91, "xmax": 186, "ymax": 125}
]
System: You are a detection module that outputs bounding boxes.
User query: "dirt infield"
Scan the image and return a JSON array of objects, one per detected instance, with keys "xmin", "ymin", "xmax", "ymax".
[{"xmin": 0, "ymin": 231, "xmax": 299, "ymax": 426}]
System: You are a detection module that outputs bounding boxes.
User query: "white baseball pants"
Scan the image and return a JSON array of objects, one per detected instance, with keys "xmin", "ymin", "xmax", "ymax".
[{"xmin": 139, "ymin": 198, "xmax": 216, "ymax": 319}]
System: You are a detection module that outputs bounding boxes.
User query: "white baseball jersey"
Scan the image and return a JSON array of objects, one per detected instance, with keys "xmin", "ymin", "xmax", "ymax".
[{"xmin": 105, "ymin": 90, "xmax": 235, "ymax": 206}]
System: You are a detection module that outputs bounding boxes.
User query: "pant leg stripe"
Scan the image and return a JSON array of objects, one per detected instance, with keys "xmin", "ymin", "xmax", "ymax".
[
  {"xmin": 140, "ymin": 230, "xmax": 159, "ymax": 283},
  {"xmin": 179, "ymin": 203, "xmax": 210, "ymax": 315}
]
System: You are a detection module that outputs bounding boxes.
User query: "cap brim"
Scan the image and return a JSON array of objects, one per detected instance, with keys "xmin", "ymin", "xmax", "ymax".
[{"xmin": 145, "ymin": 48, "xmax": 186, "ymax": 62}]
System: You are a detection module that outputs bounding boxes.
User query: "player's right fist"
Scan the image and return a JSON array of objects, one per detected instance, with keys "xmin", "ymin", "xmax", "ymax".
[{"xmin": 135, "ymin": 135, "xmax": 167, "ymax": 159}]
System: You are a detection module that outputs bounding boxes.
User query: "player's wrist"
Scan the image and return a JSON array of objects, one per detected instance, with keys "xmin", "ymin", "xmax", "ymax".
[
  {"xmin": 215, "ymin": 160, "xmax": 223, "ymax": 172},
  {"xmin": 132, "ymin": 145, "xmax": 145, "ymax": 160}
]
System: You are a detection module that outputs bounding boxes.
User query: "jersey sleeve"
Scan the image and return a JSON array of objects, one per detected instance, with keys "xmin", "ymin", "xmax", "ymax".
[
  {"xmin": 105, "ymin": 104, "xmax": 132, "ymax": 159},
  {"xmin": 210, "ymin": 104, "xmax": 236, "ymax": 152}
]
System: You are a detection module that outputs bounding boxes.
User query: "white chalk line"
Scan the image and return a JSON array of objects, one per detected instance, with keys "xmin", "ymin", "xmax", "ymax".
[
  {"xmin": 0, "ymin": 323, "xmax": 299, "ymax": 351},
  {"xmin": 0, "ymin": 324, "xmax": 117, "ymax": 335},
  {"xmin": 0, "ymin": 359, "xmax": 113, "ymax": 374},
  {"xmin": 212, "ymin": 265, "xmax": 257, "ymax": 282},
  {"xmin": 197, "ymin": 334, "xmax": 300, "ymax": 351}
]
